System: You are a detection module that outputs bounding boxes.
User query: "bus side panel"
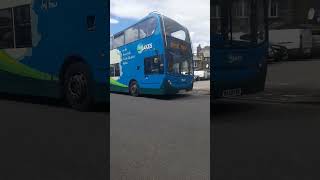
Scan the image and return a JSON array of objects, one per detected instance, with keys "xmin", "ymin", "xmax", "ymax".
[
  {"xmin": 30, "ymin": 0, "xmax": 108, "ymax": 102},
  {"xmin": 0, "ymin": 0, "xmax": 108, "ymax": 101},
  {"xmin": 0, "ymin": 1, "xmax": 61, "ymax": 97},
  {"xmin": 213, "ymin": 45, "xmax": 267, "ymax": 98},
  {"xmin": 111, "ymin": 15, "xmax": 166, "ymax": 95}
]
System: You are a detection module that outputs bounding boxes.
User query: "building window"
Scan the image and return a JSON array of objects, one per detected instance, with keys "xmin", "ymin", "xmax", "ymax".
[
  {"xmin": 194, "ymin": 61, "xmax": 198, "ymax": 68},
  {"xmin": 0, "ymin": 5, "xmax": 32, "ymax": 49},
  {"xmin": 232, "ymin": 0, "xmax": 250, "ymax": 18},
  {"xmin": 213, "ymin": 5, "xmax": 221, "ymax": 19},
  {"xmin": 269, "ymin": 0, "xmax": 279, "ymax": 18}
]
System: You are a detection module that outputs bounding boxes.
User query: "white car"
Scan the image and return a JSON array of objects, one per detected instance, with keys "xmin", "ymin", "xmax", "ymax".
[
  {"xmin": 194, "ymin": 70, "xmax": 210, "ymax": 81},
  {"xmin": 269, "ymin": 28, "xmax": 313, "ymax": 58}
]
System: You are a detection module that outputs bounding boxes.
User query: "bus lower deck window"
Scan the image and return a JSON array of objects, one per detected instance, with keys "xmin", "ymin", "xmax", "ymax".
[
  {"xmin": 144, "ymin": 56, "xmax": 163, "ymax": 74},
  {"xmin": 87, "ymin": 16, "xmax": 96, "ymax": 32},
  {"xmin": 0, "ymin": 5, "xmax": 32, "ymax": 49}
]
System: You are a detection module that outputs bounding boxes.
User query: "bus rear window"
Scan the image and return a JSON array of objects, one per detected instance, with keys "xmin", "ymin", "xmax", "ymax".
[
  {"xmin": 112, "ymin": 17, "xmax": 157, "ymax": 49},
  {"xmin": 163, "ymin": 16, "xmax": 190, "ymax": 43}
]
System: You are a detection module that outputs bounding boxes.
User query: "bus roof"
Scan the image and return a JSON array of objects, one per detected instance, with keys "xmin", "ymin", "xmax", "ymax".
[
  {"xmin": 111, "ymin": 12, "xmax": 187, "ymax": 38},
  {"xmin": 111, "ymin": 13, "xmax": 161, "ymax": 37}
]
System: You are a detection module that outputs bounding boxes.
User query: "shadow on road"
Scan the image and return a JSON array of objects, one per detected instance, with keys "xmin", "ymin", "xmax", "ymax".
[
  {"xmin": 142, "ymin": 93, "xmax": 192, "ymax": 100},
  {"xmin": 211, "ymin": 100, "xmax": 257, "ymax": 120},
  {"xmin": 0, "ymin": 93, "xmax": 109, "ymax": 113},
  {"xmin": 111, "ymin": 92, "xmax": 192, "ymax": 100}
]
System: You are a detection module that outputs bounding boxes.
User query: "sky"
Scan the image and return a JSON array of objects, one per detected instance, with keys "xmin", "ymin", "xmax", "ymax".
[{"xmin": 110, "ymin": 0, "xmax": 210, "ymax": 52}]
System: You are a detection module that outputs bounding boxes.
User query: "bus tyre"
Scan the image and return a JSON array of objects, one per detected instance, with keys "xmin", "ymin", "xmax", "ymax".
[
  {"xmin": 129, "ymin": 81, "xmax": 140, "ymax": 97},
  {"xmin": 64, "ymin": 63, "xmax": 93, "ymax": 111}
]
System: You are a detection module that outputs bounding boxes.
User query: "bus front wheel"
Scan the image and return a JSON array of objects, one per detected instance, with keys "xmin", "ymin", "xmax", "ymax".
[
  {"xmin": 64, "ymin": 63, "xmax": 93, "ymax": 111},
  {"xmin": 129, "ymin": 81, "xmax": 140, "ymax": 97}
]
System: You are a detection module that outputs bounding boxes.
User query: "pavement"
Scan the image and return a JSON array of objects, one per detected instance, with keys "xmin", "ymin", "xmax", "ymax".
[
  {"xmin": 111, "ymin": 89, "xmax": 210, "ymax": 180},
  {"xmin": 232, "ymin": 59, "xmax": 320, "ymax": 104},
  {"xmin": 213, "ymin": 59, "xmax": 320, "ymax": 179},
  {"xmin": 0, "ymin": 79, "xmax": 210, "ymax": 180},
  {"xmin": 193, "ymin": 80, "xmax": 210, "ymax": 95}
]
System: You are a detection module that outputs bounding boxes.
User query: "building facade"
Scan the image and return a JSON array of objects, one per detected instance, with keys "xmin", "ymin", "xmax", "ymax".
[
  {"xmin": 213, "ymin": 0, "xmax": 320, "ymax": 28},
  {"xmin": 194, "ymin": 45, "xmax": 210, "ymax": 71},
  {"xmin": 268, "ymin": 0, "xmax": 320, "ymax": 54},
  {"xmin": 213, "ymin": 0, "xmax": 320, "ymax": 54}
]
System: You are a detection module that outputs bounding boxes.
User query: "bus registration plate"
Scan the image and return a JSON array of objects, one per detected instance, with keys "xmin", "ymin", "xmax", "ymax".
[
  {"xmin": 222, "ymin": 88, "xmax": 242, "ymax": 97},
  {"xmin": 304, "ymin": 49, "xmax": 311, "ymax": 54}
]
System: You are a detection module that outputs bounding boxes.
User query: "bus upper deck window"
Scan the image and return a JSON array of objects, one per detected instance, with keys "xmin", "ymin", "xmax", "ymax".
[
  {"xmin": 125, "ymin": 26, "xmax": 139, "ymax": 44},
  {"xmin": 139, "ymin": 17, "xmax": 156, "ymax": 39},
  {"xmin": 113, "ymin": 33, "xmax": 124, "ymax": 48}
]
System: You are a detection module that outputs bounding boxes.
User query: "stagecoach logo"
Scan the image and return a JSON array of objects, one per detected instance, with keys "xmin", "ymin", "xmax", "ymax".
[
  {"xmin": 41, "ymin": 0, "xmax": 58, "ymax": 10},
  {"xmin": 137, "ymin": 43, "xmax": 153, "ymax": 54},
  {"xmin": 227, "ymin": 54, "xmax": 243, "ymax": 64}
]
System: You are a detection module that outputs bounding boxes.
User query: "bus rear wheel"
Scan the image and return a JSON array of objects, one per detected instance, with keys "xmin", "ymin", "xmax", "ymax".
[
  {"xmin": 129, "ymin": 81, "xmax": 140, "ymax": 97},
  {"xmin": 64, "ymin": 63, "xmax": 93, "ymax": 111}
]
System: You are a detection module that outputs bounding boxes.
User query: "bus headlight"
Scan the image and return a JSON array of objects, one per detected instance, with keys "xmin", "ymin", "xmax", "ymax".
[{"xmin": 167, "ymin": 80, "xmax": 172, "ymax": 85}]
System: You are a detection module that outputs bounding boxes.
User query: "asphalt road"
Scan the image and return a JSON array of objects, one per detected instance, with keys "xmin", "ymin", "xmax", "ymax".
[
  {"xmin": 111, "ymin": 91, "xmax": 210, "ymax": 180},
  {"xmin": 0, "ymin": 94, "xmax": 108, "ymax": 180},
  {"xmin": 213, "ymin": 59, "xmax": 320, "ymax": 180}
]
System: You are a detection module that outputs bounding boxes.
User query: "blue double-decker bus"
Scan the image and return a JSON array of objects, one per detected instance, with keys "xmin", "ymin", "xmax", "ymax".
[
  {"xmin": 212, "ymin": 0, "xmax": 269, "ymax": 98},
  {"xmin": 110, "ymin": 12, "xmax": 193, "ymax": 96},
  {"xmin": 0, "ymin": 0, "xmax": 108, "ymax": 111}
]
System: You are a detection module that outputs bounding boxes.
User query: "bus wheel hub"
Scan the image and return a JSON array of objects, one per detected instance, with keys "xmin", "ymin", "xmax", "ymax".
[{"xmin": 68, "ymin": 74, "xmax": 87, "ymax": 101}]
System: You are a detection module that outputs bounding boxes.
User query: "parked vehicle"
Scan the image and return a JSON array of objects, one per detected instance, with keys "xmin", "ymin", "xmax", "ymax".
[
  {"xmin": 269, "ymin": 28, "xmax": 313, "ymax": 59},
  {"xmin": 194, "ymin": 70, "xmax": 210, "ymax": 81},
  {"xmin": 268, "ymin": 44, "xmax": 289, "ymax": 62},
  {"xmin": 213, "ymin": 0, "xmax": 268, "ymax": 99}
]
